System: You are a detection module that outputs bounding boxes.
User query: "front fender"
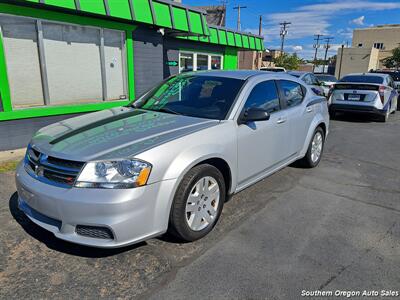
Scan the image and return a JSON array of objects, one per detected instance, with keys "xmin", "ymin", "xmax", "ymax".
[{"xmin": 163, "ymin": 144, "xmax": 236, "ymax": 195}]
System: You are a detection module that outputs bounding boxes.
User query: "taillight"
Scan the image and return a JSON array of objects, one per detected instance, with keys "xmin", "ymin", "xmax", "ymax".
[
  {"xmin": 379, "ymin": 85, "xmax": 385, "ymax": 104},
  {"xmin": 328, "ymin": 84, "xmax": 335, "ymax": 98}
]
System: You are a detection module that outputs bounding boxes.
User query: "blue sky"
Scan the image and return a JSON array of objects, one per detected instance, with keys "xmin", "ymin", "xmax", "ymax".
[{"xmin": 184, "ymin": 0, "xmax": 400, "ymax": 60}]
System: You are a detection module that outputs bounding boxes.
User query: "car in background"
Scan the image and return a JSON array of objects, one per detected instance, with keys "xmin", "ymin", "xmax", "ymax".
[
  {"xmin": 370, "ymin": 70, "xmax": 400, "ymax": 91},
  {"xmin": 329, "ymin": 73, "xmax": 398, "ymax": 122},
  {"xmin": 260, "ymin": 67, "xmax": 286, "ymax": 72},
  {"xmin": 16, "ymin": 71, "xmax": 329, "ymax": 248},
  {"xmin": 287, "ymin": 71, "xmax": 325, "ymax": 97},
  {"xmin": 370, "ymin": 70, "xmax": 400, "ymax": 110},
  {"xmin": 315, "ymin": 74, "xmax": 338, "ymax": 97}
]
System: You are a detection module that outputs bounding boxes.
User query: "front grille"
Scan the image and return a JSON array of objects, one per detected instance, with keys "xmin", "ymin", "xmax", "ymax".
[
  {"xmin": 25, "ymin": 145, "xmax": 84, "ymax": 188},
  {"xmin": 76, "ymin": 225, "xmax": 114, "ymax": 240}
]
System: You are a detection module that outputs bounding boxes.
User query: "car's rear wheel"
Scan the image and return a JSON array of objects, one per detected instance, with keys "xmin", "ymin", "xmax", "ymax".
[
  {"xmin": 169, "ymin": 164, "xmax": 225, "ymax": 242},
  {"xmin": 378, "ymin": 109, "xmax": 389, "ymax": 122},
  {"xmin": 299, "ymin": 127, "xmax": 325, "ymax": 168}
]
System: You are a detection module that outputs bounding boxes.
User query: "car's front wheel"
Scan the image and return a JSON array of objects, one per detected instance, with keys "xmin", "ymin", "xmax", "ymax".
[
  {"xmin": 299, "ymin": 127, "xmax": 325, "ymax": 168},
  {"xmin": 169, "ymin": 164, "xmax": 225, "ymax": 242}
]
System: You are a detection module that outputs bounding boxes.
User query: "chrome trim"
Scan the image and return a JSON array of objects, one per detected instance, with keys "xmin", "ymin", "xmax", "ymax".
[{"xmin": 24, "ymin": 145, "xmax": 83, "ymax": 188}]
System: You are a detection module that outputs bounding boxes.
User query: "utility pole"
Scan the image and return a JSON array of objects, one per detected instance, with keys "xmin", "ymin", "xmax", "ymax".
[
  {"xmin": 279, "ymin": 21, "xmax": 291, "ymax": 55},
  {"xmin": 218, "ymin": 0, "xmax": 228, "ymax": 26},
  {"xmin": 312, "ymin": 34, "xmax": 324, "ymax": 72},
  {"xmin": 233, "ymin": 5, "xmax": 247, "ymax": 31},
  {"xmin": 338, "ymin": 44, "xmax": 345, "ymax": 79},
  {"xmin": 256, "ymin": 15, "xmax": 263, "ymax": 69},
  {"xmin": 323, "ymin": 37, "xmax": 334, "ymax": 74}
]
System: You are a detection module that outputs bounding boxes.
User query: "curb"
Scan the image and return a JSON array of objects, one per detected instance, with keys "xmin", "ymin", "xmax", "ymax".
[{"xmin": 0, "ymin": 148, "xmax": 25, "ymax": 163}]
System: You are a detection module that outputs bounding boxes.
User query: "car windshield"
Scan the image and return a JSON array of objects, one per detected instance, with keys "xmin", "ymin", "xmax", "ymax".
[
  {"xmin": 316, "ymin": 75, "xmax": 337, "ymax": 82},
  {"xmin": 133, "ymin": 75, "xmax": 245, "ymax": 120},
  {"xmin": 340, "ymin": 75, "xmax": 384, "ymax": 84}
]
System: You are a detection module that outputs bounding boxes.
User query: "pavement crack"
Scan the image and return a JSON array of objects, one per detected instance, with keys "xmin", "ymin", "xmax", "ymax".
[
  {"xmin": 299, "ymin": 184, "xmax": 400, "ymax": 215},
  {"xmin": 318, "ymin": 222, "xmax": 396, "ymax": 291},
  {"xmin": 306, "ymin": 175, "xmax": 400, "ymax": 194},
  {"xmin": 318, "ymin": 265, "xmax": 347, "ymax": 290}
]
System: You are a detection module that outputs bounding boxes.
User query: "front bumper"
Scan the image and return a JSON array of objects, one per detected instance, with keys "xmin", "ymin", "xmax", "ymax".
[
  {"xmin": 15, "ymin": 162, "xmax": 177, "ymax": 248},
  {"xmin": 329, "ymin": 104, "xmax": 386, "ymax": 116}
]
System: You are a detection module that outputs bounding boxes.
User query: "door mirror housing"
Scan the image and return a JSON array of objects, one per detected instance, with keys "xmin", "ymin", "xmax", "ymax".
[{"xmin": 239, "ymin": 107, "xmax": 270, "ymax": 125}]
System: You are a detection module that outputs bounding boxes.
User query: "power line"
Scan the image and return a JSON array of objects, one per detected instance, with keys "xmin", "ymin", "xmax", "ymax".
[
  {"xmin": 280, "ymin": 21, "xmax": 291, "ymax": 54},
  {"xmin": 233, "ymin": 5, "xmax": 247, "ymax": 31},
  {"xmin": 312, "ymin": 34, "xmax": 324, "ymax": 72}
]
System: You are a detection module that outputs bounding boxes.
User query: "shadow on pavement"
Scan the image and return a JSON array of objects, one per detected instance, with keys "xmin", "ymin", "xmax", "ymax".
[
  {"xmin": 9, "ymin": 192, "xmax": 146, "ymax": 258},
  {"xmin": 332, "ymin": 112, "xmax": 378, "ymax": 123}
]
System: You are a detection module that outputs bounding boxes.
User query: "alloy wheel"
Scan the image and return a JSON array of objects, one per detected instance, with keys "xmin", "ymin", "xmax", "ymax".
[
  {"xmin": 185, "ymin": 176, "xmax": 220, "ymax": 231},
  {"xmin": 311, "ymin": 132, "xmax": 323, "ymax": 163}
]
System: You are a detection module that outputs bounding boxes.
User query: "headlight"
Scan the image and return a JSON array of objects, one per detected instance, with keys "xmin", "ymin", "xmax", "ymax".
[{"xmin": 75, "ymin": 159, "xmax": 152, "ymax": 189}]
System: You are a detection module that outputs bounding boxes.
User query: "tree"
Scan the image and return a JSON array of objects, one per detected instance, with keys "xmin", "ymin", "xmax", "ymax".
[
  {"xmin": 273, "ymin": 53, "xmax": 303, "ymax": 70},
  {"xmin": 382, "ymin": 47, "xmax": 400, "ymax": 69}
]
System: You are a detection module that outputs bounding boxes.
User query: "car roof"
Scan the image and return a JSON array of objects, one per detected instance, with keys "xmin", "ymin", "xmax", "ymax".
[
  {"xmin": 182, "ymin": 70, "xmax": 296, "ymax": 81},
  {"xmin": 343, "ymin": 73, "xmax": 389, "ymax": 79},
  {"xmin": 287, "ymin": 71, "xmax": 309, "ymax": 76}
]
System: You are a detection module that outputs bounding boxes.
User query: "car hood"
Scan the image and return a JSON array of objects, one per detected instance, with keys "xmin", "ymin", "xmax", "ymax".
[{"xmin": 30, "ymin": 107, "xmax": 219, "ymax": 161}]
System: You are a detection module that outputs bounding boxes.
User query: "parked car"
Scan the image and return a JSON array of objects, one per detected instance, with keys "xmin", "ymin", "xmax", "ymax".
[
  {"xmin": 260, "ymin": 67, "xmax": 286, "ymax": 72},
  {"xmin": 16, "ymin": 71, "xmax": 329, "ymax": 248},
  {"xmin": 287, "ymin": 71, "xmax": 325, "ymax": 97},
  {"xmin": 370, "ymin": 70, "xmax": 400, "ymax": 91},
  {"xmin": 315, "ymin": 74, "xmax": 338, "ymax": 97},
  {"xmin": 329, "ymin": 73, "xmax": 398, "ymax": 122},
  {"xmin": 370, "ymin": 70, "xmax": 400, "ymax": 110}
]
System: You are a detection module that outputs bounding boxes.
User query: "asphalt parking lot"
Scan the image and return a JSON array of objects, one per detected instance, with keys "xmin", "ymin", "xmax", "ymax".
[{"xmin": 1, "ymin": 112, "xmax": 399, "ymax": 299}]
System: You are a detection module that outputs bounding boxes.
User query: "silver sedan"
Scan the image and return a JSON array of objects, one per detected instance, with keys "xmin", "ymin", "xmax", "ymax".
[{"xmin": 16, "ymin": 71, "xmax": 329, "ymax": 248}]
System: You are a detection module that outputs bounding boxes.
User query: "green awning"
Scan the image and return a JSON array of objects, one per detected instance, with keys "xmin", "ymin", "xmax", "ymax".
[{"xmin": 16, "ymin": 0, "xmax": 264, "ymax": 50}]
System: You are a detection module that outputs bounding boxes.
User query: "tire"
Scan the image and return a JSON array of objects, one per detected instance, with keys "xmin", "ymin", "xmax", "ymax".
[
  {"xmin": 168, "ymin": 164, "xmax": 225, "ymax": 242},
  {"xmin": 299, "ymin": 127, "xmax": 325, "ymax": 168},
  {"xmin": 329, "ymin": 110, "xmax": 336, "ymax": 119},
  {"xmin": 378, "ymin": 109, "xmax": 389, "ymax": 122}
]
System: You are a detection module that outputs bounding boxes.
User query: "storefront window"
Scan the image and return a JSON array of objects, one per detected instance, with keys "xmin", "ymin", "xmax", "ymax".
[
  {"xmin": 180, "ymin": 52, "xmax": 194, "ymax": 73},
  {"xmin": 179, "ymin": 52, "xmax": 223, "ymax": 73},
  {"xmin": 104, "ymin": 29, "xmax": 127, "ymax": 101},
  {"xmin": 0, "ymin": 15, "xmax": 44, "ymax": 107},
  {"xmin": 197, "ymin": 54, "xmax": 208, "ymax": 71},
  {"xmin": 43, "ymin": 22, "xmax": 103, "ymax": 104},
  {"xmin": 211, "ymin": 55, "xmax": 222, "ymax": 70},
  {"xmin": 0, "ymin": 14, "xmax": 128, "ymax": 108}
]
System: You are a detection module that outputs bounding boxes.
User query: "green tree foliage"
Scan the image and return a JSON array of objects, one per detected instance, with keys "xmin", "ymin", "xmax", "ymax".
[
  {"xmin": 273, "ymin": 53, "xmax": 304, "ymax": 70},
  {"xmin": 382, "ymin": 47, "xmax": 400, "ymax": 69}
]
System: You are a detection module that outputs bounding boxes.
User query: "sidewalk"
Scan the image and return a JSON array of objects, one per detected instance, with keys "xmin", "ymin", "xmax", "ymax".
[{"xmin": 0, "ymin": 148, "xmax": 25, "ymax": 163}]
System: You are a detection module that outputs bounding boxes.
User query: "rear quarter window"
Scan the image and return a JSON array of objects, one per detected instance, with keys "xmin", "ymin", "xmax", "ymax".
[{"xmin": 278, "ymin": 80, "xmax": 305, "ymax": 108}]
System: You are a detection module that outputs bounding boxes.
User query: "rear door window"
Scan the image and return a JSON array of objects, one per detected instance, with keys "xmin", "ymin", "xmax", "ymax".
[{"xmin": 278, "ymin": 80, "xmax": 305, "ymax": 108}]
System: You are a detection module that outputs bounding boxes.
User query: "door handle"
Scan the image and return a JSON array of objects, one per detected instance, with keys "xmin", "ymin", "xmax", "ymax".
[
  {"xmin": 306, "ymin": 107, "xmax": 313, "ymax": 113},
  {"xmin": 277, "ymin": 118, "xmax": 286, "ymax": 124}
]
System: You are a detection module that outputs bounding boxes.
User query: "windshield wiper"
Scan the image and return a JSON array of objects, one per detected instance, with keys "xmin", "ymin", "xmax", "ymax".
[
  {"xmin": 140, "ymin": 107, "xmax": 182, "ymax": 116},
  {"xmin": 155, "ymin": 107, "xmax": 182, "ymax": 115}
]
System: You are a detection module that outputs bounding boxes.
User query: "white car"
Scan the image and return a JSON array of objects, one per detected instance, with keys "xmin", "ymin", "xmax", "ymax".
[
  {"xmin": 329, "ymin": 73, "xmax": 398, "ymax": 122},
  {"xmin": 288, "ymin": 71, "xmax": 325, "ymax": 97},
  {"xmin": 315, "ymin": 74, "xmax": 338, "ymax": 97},
  {"xmin": 260, "ymin": 67, "xmax": 286, "ymax": 72}
]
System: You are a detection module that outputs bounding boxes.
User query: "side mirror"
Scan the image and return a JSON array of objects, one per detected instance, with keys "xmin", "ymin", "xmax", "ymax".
[{"xmin": 239, "ymin": 107, "xmax": 270, "ymax": 125}]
